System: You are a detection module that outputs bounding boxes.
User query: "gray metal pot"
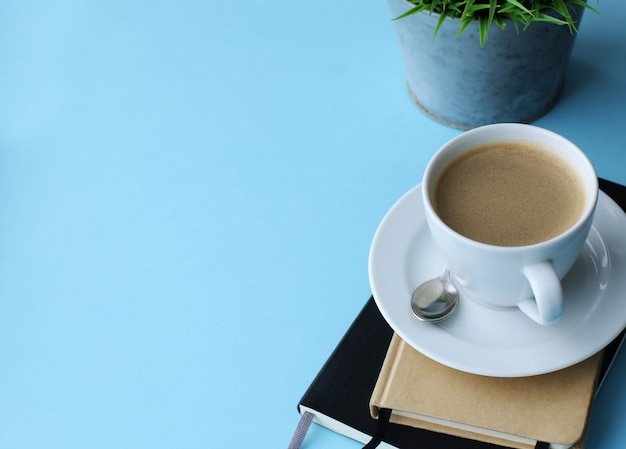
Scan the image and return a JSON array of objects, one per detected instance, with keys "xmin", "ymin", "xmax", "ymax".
[{"xmin": 387, "ymin": 1, "xmax": 585, "ymax": 129}]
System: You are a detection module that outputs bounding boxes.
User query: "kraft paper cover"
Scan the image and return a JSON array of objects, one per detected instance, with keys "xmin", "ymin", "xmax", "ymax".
[{"xmin": 370, "ymin": 334, "xmax": 602, "ymax": 449}]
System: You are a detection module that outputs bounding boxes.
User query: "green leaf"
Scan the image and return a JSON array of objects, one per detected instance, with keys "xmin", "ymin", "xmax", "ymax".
[
  {"xmin": 503, "ymin": 0, "xmax": 532, "ymax": 16},
  {"xmin": 433, "ymin": 10, "xmax": 450, "ymax": 39},
  {"xmin": 488, "ymin": 0, "xmax": 497, "ymax": 24},
  {"xmin": 394, "ymin": 4, "xmax": 430, "ymax": 20},
  {"xmin": 478, "ymin": 14, "xmax": 490, "ymax": 48}
]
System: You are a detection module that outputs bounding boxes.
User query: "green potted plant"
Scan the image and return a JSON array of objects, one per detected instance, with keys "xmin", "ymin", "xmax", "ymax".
[{"xmin": 387, "ymin": 0, "xmax": 599, "ymax": 129}]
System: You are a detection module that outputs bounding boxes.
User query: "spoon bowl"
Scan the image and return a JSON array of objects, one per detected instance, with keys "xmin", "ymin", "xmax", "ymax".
[{"xmin": 411, "ymin": 269, "xmax": 459, "ymax": 322}]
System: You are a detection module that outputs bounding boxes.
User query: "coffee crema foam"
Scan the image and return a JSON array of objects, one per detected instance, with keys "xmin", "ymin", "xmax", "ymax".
[{"xmin": 434, "ymin": 142, "xmax": 586, "ymax": 247}]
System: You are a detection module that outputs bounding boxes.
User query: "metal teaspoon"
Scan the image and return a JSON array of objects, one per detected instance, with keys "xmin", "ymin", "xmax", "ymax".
[{"xmin": 410, "ymin": 268, "xmax": 459, "ymax": 322}]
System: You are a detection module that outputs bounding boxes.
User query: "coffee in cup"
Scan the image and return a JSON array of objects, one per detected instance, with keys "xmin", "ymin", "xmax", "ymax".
[
  {"xmin": 422, "ymin": 124, "xmax": 598, "ymax": 325},
  {"xmin": 434, "ymin": 141, "xmax": 586, "ymax": 247}
]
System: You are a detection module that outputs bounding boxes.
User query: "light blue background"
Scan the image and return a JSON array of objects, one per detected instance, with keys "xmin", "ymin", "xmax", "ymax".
[{"xmin": 0, "ymin": 1, "xmax": 624, "ymax": 448}]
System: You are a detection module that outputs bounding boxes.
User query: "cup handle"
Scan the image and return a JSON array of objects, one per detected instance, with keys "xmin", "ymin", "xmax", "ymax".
[{"xmin": 518, "ymin": 262, "xmax": 563, "ymax": 325}]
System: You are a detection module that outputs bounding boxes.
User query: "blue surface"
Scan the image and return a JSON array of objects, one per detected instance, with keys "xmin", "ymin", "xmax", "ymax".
[{"xmin": 0, "ymin": 1, "xmax": 624, "ymax": 448}]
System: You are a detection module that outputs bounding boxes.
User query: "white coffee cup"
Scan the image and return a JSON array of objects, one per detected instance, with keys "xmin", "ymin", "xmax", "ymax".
[{"xmin": 422, "ymin": 124, "xmax": 598, "ymax": 325}]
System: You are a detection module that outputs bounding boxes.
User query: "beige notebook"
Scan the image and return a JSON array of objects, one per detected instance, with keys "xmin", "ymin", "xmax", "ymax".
[{"xmin": 370, "ymin": 334, "xmax": 603, "ymax": 449}]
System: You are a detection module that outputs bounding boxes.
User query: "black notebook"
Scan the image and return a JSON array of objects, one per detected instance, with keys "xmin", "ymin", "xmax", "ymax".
[{"xmin": 294, "ymin": 179, "xmax": 626, "ymax": 449}]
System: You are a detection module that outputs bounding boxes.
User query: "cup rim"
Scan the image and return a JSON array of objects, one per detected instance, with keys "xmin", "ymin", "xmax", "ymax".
[{"xmin": 422, "ymin": 123, "xmax": 598, "ymax": 252}]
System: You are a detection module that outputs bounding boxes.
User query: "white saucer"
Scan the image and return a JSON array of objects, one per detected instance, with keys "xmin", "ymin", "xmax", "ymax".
[{"xmin": 369, "ymin": 184, "xmax": 626, "ymax": 377}]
